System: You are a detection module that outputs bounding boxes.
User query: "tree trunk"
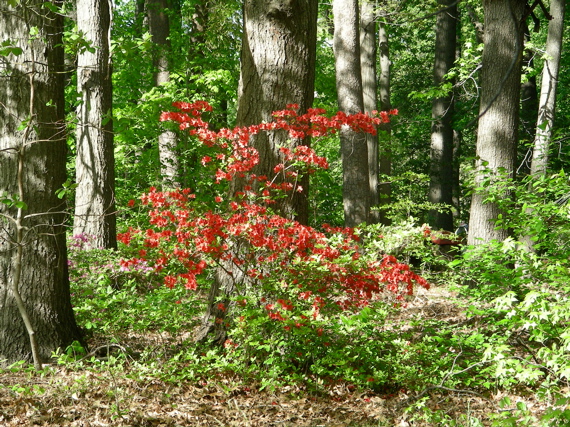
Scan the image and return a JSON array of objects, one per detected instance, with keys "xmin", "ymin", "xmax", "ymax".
[
  {"xmin": 467, "ymin": 0, "xmax": 525, "ymax": 245},
  {"xmin": 377, "ymin": 15, "xmax": 392, "ymax": 226},
  {"xmin": 189, "ymin": 0, "xmax": 209, "ymax": 47},
  {"xmin": 235, "ymin": 0, "xmax": 317, "ymax": 224},
  {"xmin": 146, "ymin": 0, "xmax": 180, "ymax": 188},
  {"xmin": 0, "ymin": 0, "xmax": 83, "ymax": 365},
  {"xmin": 360, "ymin": 0, "xmax": 379, "ymax": 224},
  {"xmin": 195, "ymin": 0, "xmax": 318, "ymax": 344},
  {"xmin": 519, "ymin": 21, "xmax": 539, "ymax": 175},
  {"xmin": 452, "ymin": 15, "xmax": 462, "ymax": 221},
  {"xmin": 428, "ymin": 0, "xmax": 457, "ymax": 231},
  {"xmin": 74, "ymin": 0, "xmax": 117, "ymax": 249},
  {"xmin": 529, "ymin": 0, "xmax": 565, "ymax": 177},
  {"xmin": 333, "ymin": 0, "xmax": 369, "ymax": 227},
  {"xmin": 521, "ymin": 0, "xmax": 565, "ymax": 252}
]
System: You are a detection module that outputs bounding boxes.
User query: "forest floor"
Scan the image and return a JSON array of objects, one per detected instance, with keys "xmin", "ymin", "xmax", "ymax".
[{"xmin": 0, "ymin": 284, "xmax": 545, "ymax": 427}]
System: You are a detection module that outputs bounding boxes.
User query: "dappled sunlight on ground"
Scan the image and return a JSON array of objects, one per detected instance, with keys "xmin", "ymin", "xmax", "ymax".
[{"xmin": 0, "ymin": 283, "xmax": 550, "ymax": 426}]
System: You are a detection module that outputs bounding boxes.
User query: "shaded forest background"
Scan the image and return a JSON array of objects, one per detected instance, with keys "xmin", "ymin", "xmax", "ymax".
[{"xmin": 2, "ymin": 0, "xmax": 570, "ymax": 425}]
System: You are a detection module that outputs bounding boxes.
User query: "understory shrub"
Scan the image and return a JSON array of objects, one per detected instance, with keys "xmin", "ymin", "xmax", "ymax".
[{"xmin": 443, "ymin": 172, "xmax": 570, "ymax": 423}]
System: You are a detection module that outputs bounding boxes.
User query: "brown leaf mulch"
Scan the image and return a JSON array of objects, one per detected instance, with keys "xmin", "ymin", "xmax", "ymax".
[{"xmin": 0, "ymin": 367, "xmax": 495, "ymax": 427}]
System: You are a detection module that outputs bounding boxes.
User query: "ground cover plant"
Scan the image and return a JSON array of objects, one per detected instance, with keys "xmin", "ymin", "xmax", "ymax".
[{"xmin": 2, "ymin": 104, "xmax": 570, "ymax": 426}]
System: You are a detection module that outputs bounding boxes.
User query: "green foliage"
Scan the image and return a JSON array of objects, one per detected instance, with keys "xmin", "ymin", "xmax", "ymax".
[
  {"xmin": 50, "ymin": 1, "xmax": 570, "ymax": 424},
  {"xmin": 63, "ymin": 26, "xmax": 96, "ymax": 57},
  {"xmin": 436, "ymin": 172, "xmax": 570, "ymax": 425},
  {"xmin": 0, "ymin": 39, "xmax": 23, "ymax": 57},
  {"xmin": 67, "ymin": 222, "xmax": 454, "ymax": 395},
  {"xmin": 223, "ymin": 302, "xmax": 396, "ymax": 391},
  {"xmin": 68, "ymin": 234, "xmax": 202, "ymax": 336},
  {"xmin": 55, "ymin": 179, "xmax": 77, "ymax": 200},
  {"xmin": 488, "ymin": 395, "xmax": 570, "ymax": 427},
  {"xmin": 107, "ymin": 0, "xmax": 241, "ymax": 208},
  {"xmin": 383, "ymin": 171, "xmax": 453, "ymax": 224},
  {"xmin": 0, "ymin": 192, "xmax": 27, "ymax": 210},
  {"xmin": 309, "ymin": 134, "xmax": 343, "ymax": 226}
]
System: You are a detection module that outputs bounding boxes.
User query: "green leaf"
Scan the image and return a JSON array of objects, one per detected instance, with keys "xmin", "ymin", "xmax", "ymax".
[
  {"xmin": 42, "ymin": 2, "xmax": 61, "ymax": 13},
  {"xmin": 537, "ymin": 120, "xmax": 549, "ymax": 131},
  {"xmin": 0, "ymin": 40, "xmax": 23, "ymax": 57},
  {"xmin": 17, "ymin": 118, "xmax": 29, "ymax": 131},
  {"xmin": 14, "ymin": 201, "xmax": 27, "ymax": 210}
]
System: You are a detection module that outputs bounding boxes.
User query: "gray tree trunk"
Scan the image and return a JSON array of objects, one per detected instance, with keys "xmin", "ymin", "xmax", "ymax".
[
  {"xmin": 360, "ymin": 0, "xmax": 379, "ymax": 224},
  {"xmin": 195, "ymin": 0, "xmax": 318, "ymax": 344},
  {"xmin": 521, "ymin": 0, "xmax": 565, "ymax": 252},
  {"xmin": 428, "ymin": 0, "xmax": 457, "ymax": 231},
  {"xmin": 146, "ymin": 0, "xmax": 180, "ymax": 188},
  {"xmin": 377, "ymin": 15, "xmax": 392, "ymax": 226},
  {"xmin": 333, "ymin": 0, "xmax": 369, "ymax": 227},
  {"xmin": 468, "ymin": 0, "xmax": 525, "ymax": 245},
  {"xmin": 74, "ymin": 0, "xmax": 117, "ymax": 249},
  {"xmin": 519, "ymin": 21, "xmax": 539, "ymax": 174},
  {"xmin": 234, "ymin": 0, "xmax": 317, "ymax": 224},
  {"xmin": 0, "ymin": 0, "xmax": 83, "ymax": 365},
  {"xmin": 529, "ymin": 0, "xmax": 565, "ymax": 177},
  {"xmin": 189, "ymin": 0, "xmax": 209, "ymax": 46}
]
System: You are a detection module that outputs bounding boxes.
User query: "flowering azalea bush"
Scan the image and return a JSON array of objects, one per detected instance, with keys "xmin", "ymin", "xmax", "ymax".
[{"xmin": 117, "ymin": 102, "xmax": 428, "ymax": 383}]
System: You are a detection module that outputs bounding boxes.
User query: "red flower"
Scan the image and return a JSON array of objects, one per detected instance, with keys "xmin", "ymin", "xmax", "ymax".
[
  {"xmin": 164, "ymin": 275, "xmax": 177, "ymax": 289},
  {"xmin": 127, "ymin": 103, "xmax": 429, "ymax": 328}
]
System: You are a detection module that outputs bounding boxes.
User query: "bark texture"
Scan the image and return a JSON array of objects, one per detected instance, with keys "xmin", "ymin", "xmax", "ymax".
[
  {"xmin": 195, "ymin": 0, "xmax": 318, "ymax": 344},
  {"xmin": 429, "ymin": 0, "xmax": 457, "ymax": 231},
  {"xmin": 0, "ymin": 0, "xmax": 83, "ymax": 365},
  {"xmin": 521, "ymin": 0, "xmax": 565, "ymax": 252},
  {"xmin": 74, "ymin": 0, "xmax": 116, "ymax": 249},
  {"xmin": 235, "ymin": 0, "xmax": 317, "ymax": 224},
  {"xmin": 468, "ymin": 0, "xmax": 525, "ymax": 245},
  {"xmin": 530, "ymin": 0, "xmax": 565, "ymax": 176},
  {"xmin": 333, "ymin": 0, "xmax": 369, "ymax": 227},
  {"xmin": 377, "ymin": 16, "xmax": 392, "ymax": 226},
  {"xmin": 146, "ymin": 0, "xmax": 180, "ymax": 187},
  {"xmin": 519, "ymin": 21, "xmax": 538, "ymax": 171},
  {"xmin": 360, "ymin": 0, "xmax": 380, "ymax": 224}
]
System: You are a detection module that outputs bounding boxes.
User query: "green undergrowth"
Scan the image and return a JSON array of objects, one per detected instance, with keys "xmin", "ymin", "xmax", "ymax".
[
  {"xmin": 13, "ymin": 206, "xmax": 569, "ymax": 425},
  {"xmin": 65, "ymin": 232, "xmax": 465, "ymax": 394}
]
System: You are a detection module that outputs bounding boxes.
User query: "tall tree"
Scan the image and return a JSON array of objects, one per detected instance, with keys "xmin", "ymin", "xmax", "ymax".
[
  {"xmin": 530, "ymin": 0, "xmax": 565, "ymax": 176},
  {"xmin": 74, "ymin": 0, "xmax": 116, "ymax": 249},
  {"xmin": 519, "ymin": 20, "xmax": 539, "ymax": 171},
  {"xmin": 360, "ymin": 0, "xmax": 380, "ymax": 224},
  {"xmin": 468, "ymin": 0, "xmax": 525, "ymax": 245},
  {"xmin": 333, "ymin": 0, "xmax": 369, "ymax": 227},
  {"xmin": 195, "ymin": 0, "xmax": 318, "ymax": 344},
  {"xmin": 146, "ymin": 0, "xmax": 180, "ymax": 187},
  {"xmin": 189, "ymin": 0, "xmax": 209, "ymax": 46},
  {"xmin": 234, "ymin": 0, "xmax": 318, "ymax": 224},
  {"xmin": 0, "ymin": 0, "xmax": 83, "ymax": 365},
  {"xmin": 377, "ymin": 12, "xmax": 392, "ymax": 226},
  {"xmin": 428, "ymin": 0, "xmax": 457, "ymax": 231}
]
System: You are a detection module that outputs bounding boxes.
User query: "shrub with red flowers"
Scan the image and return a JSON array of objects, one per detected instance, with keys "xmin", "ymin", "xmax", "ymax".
[{"xmin": 118, "ymin": 102, "xmax": 428, "ymax": 380}]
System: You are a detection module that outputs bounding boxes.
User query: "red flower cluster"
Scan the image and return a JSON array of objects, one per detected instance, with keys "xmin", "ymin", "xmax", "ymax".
[
  {"xmin": 121, "ymin": 102, "xmax": 428, "ymax": 325},
  {"xmin": 159, "ymin": 101, "xmax": 398, "ymax": 202}
]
